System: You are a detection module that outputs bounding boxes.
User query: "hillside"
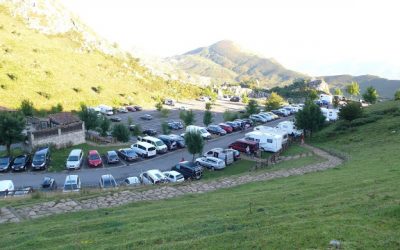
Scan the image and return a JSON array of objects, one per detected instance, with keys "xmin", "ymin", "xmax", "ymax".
[
  {"xmin": 0, "ymin": 1, "xmax": 200, "ymax": 110},
  {"xmin": 322, "ymin": 74, "xmax": 400, "ymax": 99},
  {"xmin": 1, "ymin": 101, "xmax": 399, "ymax": 248},
  {"xmin": 167, "ymin": 40, "xmax": 305, "ymax": 87}
]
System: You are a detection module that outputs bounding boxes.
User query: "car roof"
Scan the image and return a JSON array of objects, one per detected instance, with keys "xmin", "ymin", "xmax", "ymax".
[
  {"xmin": 89, "ymin": 150, "xmax": 99, "ymax": 155},
  {"xmin": 163, "ymin": 171, "xmax": 181, "ymax": 176},
  {"xmin": 235, "ymin": 138, "xmax": 258, "ymax": 145},
  {"xmin": 15, "ymin": 154, "xmax": 26, "ymax": 159},
  {"xmin": 69, "ymin": 149, "xmax": 82, "ymax": 156},
  {"xmin": 35, "ymin": 147, "xmax": 49, "ymax": 154},
  {"xmin": 126, "ymin": 176, "xmax": 139, "ymax": 181},
  {"xmin": 134, "ymin": 141, "xmax": 154, "ymax": 148},
  {"xmin": 107, "ymin": 150, "xmax": 117, "ymax": 155},
  {"xmin": 101, "ymin": 174, "xmax": 114, "ymax": 180}
]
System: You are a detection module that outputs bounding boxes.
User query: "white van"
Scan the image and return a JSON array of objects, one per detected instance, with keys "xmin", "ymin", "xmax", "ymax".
[
  {"xmin": 254, "ymin": 125, "xmax": 289, "ymax": 144},
  {"xmin": 203, "ymin": 148, "xmax": 235, "ymax": 165},
  {"xmin": 186, "ymin": 125, "xmax": 212, "ymax": 140},
  {"xmin": 63, "ymin": 175, "xmax": 81, "ymax": 193},
  {"xmin": 131, "ymin": 141, "xmax": 157, "ymax": 158},
  {"xmin": 276, "ymin": 121, "xmax": 303, "ymax": 137},
  {"xmin": 98, "ymin": 104, "xmax": 113, "ymax": 116},
  {"xmin": 245, "ymin": 131, "xmax": 283, "ymax": 152},
  {"xmin": 137, "ymin": 136, "xmax": 168, "ymax": 154},
  {"xmin": 321, "ymin": 108, "xmax": 339, "ymax": 121},
  {"xmin": 0, "ymin": 180, "xmax": 15, "ymax": 197},
  {"xmin": 139, "ymin": 169, "xmax": 168, "ymax": 185}
]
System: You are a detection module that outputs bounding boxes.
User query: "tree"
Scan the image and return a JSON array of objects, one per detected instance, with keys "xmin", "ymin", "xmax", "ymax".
[
  {"xmin": 265, "ymin": 92, "xmax": 284, "ymax": 111},
  {"xmin": 112, "ymin": 124, "xmax": 130, "ymax": 142},
  {"xmin": 395, "ymin": 90, "xmax": 400, "ymax": 101},
  {"xmin": 334, "ymin": 88, "xmax": 343, "ymax": 96},
  {"xmin": 308, "ymin": 89, "xmax": 318, "ymax": 101},
  {"xmin": 362, "ymin": 86, "xmax": 379, "ymax": 104},
  {"xmin": 161, "ymin": 121, "xmax": 171, "ymax": 134},
  {"xmin": 160, "ymin": 108, "xmax": 170, "ymax": 118},
  {"xmin": 295, "ymin": 101, "xmax": 325, "ymax": 137},
  {"xmin": 346, "ymin": 81, "xmax": 360, "ymax": 99},
  {"xmin": 203, "ymin": 110, "xmax": 213, "ymax": 126},
  {"xmin": 179, "ymin": 110, "xmax": 195, "ymax": 126},
  {"xmin": 99, "ymin": 116, "xmax": 111, "ymax": 137},
  {"xmin": 184, "ymin": 131, "xmax": 204, "ymax": 161},
  {"xmin": 205, "ymin": 102, "xmax": 212, "ymax": 111},
  {"xmin": 78, "ymin": 104, "xmax": 98, "ymax": 131},
  {"xmin": 0, "ymin": 112, "xmax": 26, "ymax": 155},
  {"xmin": 131, "ymin": 124, "xmax": 142, "ymax": 137},
  {"xmin": 50, "ymin": 103, "xmax": 63, "ymax": 113},
  {"xmin": 223, "ymin": 110, "xmax": 239, "ymax": 121},
  {"xmin": 19, "ymin": 99, "xmax": 34, "ymax": 116},
  {"xmin": 339, "ymin": 101, "xmax": 363, "ymax": 122},
  {"xmin": 155, "ymin": 101, "xmax": 163, "ymax": 112},
  {"xmin": 241, "ymin": 93, "xmax": 249, "ymax": 104},
  {"xmin": 246, "ymin": 99, "xmax": 259, "ymax": 116}
]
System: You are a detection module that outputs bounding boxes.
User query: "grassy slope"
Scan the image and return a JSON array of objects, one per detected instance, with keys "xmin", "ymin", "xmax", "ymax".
[
  {"xmin": 0, "ymin": 6, "xmax": 200, "ymax": 110},
  {"xmin": 1, "ymin": 108, "xmax": 400, "ymax": 246}
]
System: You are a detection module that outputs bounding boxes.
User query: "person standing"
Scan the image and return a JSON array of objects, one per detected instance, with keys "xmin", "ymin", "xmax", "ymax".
[{"xmin": 246, "ymin": 145, "xmax": 250, "ymax": 156}]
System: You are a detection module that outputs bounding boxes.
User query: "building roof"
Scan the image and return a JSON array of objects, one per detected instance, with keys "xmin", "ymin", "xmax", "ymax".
[{"xmin": 48, "ymin": 112, "xmax": 81, "ymax": 125}]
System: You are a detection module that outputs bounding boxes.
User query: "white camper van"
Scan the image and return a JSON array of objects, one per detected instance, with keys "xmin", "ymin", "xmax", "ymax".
[
  {"xmin": 276, "ymin": 121, "xmax": 303, "ymax": 137},
  {"xmin": 186, "ymin": 125, "xmax": 211, "ymax": 140},
  {"xmin": 245, "ymin": 131, "xmax": 283, "ymax": 152},
  {"xmin": 254, "ymin": 125, "xmax": 289, "ymax": 144},
  {"xmin": 203, "ymin": 148, "xmax": 235, "ymax": 165},
  {"xmin": 98, "ymin": 104, "xmax": 113, "ymax": 116},
  {"xmin": 321, "ymin": 108, "xmax": 339, "ymax": 121},
  {"xmin": 319, "ymin": 94, "xmax": 333, "ymax": 105}
]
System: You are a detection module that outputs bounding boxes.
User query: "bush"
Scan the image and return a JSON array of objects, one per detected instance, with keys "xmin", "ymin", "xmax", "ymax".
[
  {"xmin": 350, "ymin": 115, "xmax": 380, "ymax": 127},
  {"xmin": 394, "ymin": 90, "xmax": 400, "ymax": 100},
  {"xmin": 223, "ymin": 110, "xmax": 239, "ymax": 121},
  {"xmin": 334, "ymin": 120, "xmax": 351, "ymax": 131},
  {"xmin": 19, "ymin": 99, "xmax": 35, "ymax": 116},
  {"xmin": 112, "ymin": 124, "xmax": 130, "ymax": 142},
  {"xmin": 339, "ymin": 102, "xmax": 363, "ymax": 121},
  {"xmin": 131, "ymin": 124, "xmax": 142, "ymax": 137},
  {"xmin": 161, "ymin": 122, "xmax": 171, "ymax": 135},
  {"xmin": 160, "ymin": 108, "xmax": 169, "ymax": 118}
]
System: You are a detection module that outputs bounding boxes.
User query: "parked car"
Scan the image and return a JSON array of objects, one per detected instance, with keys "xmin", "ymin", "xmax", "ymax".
[
  {"xmin": 140, "ymin": 114, "xmax": 153, "ymax": 120},
  {"xmin": 65, "ymin": 149, "xmax": 84, "ymax": 170},
  {"xmin": 139, "ymin": 169, "xmax": 168, "ymax": 185},
  {"xmin": 0, "ymin": 180, "xmax": 14, "ymax": 197},
  {"xmin": 87, "ymin": 150, "xmax": 103, "ymax": 168},
  {"xmin": 143, "ymin": 129, "xmax": 157, "ymax": 136},
  {"xmin": 226, "ymin": 121, "xmax": 241, "ymax": 131},
  {"xmin": 123, "ymin": 176, "xmax": 141, "ymax": 186},
  {"xmin": 207, "ymin": 125, "xmax": 227, "ymax": 136},
  {"xmin": 167, "ymin": 134, "xmax": 186, "ymax": 148},
  {"xmin": 163, "ymin": 171, "xmax": 185, "ymax": 183},
  {"xmin": 31, "ymin": 147, "xmax": 51, "ymax": 170},
  {"xmin": 106, "ymin": 151, "xmax": 120, "ymax": 164},
  {"xmin": 239, "ymin": 118, "xmax": 254, "ymax": 127},
  {"xmin": 257, "ymin": 113, "xmax": 273, "ymax": 122},
  {"xmin": 110, "ymin": 116, "xmax": 122, "ymax": 122},
  {"xmin": 225, "ymin": 148, "xmax": 241, "ymax": 161},
  {"xmin": 171, "ymin": 161, "xmax": 203, "ymax": 180},
  {"xmin": 134, "ymin": 106, "xmax": 143, "ymax": 111},
  {"xmin": 186, "ymin": 125, "xmax": 212, "ymax": 140},
  {"xmin": 99, "ymin": 174, "xmax": 118, "ymax": 189},
  {"xmin": 230, "ymin": 96, "xmax": 240, "ymax": 102},
  {"xmin": 63, "ymin": 175, "xmax": 81, "ymax": 192},
  {"xmin": 219, "ymin": 123, "xmax": 233, "ymax": 133},
  {"xmin": 126, "ymin": 106, "xmax": 136, "ymax": 112},
  {"xmin": 0, "ymin": 156, "xmax": 12, "ymax": 172},
  {"xmin": 117, "ymin": 148, "xmax": 139, "ymax": 162},
  {"xmin": 197, "ymin": 96, "xmax": 210, "ymax": 102},
  {"xmin": 130, "ymin": 142, "xmax": 157, "ymax": 158},
  {"xmin": 229, "ymin": 139, "xmax": 259, "ymax": 154},
  {"xmin": 11, "ymin": 154, "xmax": 30, "ymax": 172},
  {"xmin": 41, "ymin": 177, "xmax": 57, "ymax": 190},
  {"xmin": 271, "ymin": 110, "xmax": 286, "ymax": 117},
  {"xmin": 158, "ymin": 135, "xmax": 178, "ymax": 151},
  {"xmin": 250, "ymin": 114, "xmax": 267, "ymax": 123},
  {"xmin": 117, "ymin": 107, "xmax": 128, "ymax": 113},
  {"xmin": 13, "ymin": 186, "xmax": 34, "ymax": 197},
  {"xmin": 195, "ymin": 156, "xmax": 226, "ymax": 170},
  {"xmin": 138, "ymin": 136, "xmax": 168, "ymax": 154},
  {"xmin": 164, "ymin": 99, "xmax": 175, "ymax": 106},
  {"xmin": 167, "ymin": 120, "xmax": 184, "ymax": 130},
  {"xmin": 203, "ymin": 148, "xmax": 235, "ymax": 165}
]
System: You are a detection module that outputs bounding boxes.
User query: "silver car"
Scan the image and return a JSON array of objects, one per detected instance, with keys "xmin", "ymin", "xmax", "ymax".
[{"xmin": 195, "ymin": 156, "xmax": 226, "ymax": 170}]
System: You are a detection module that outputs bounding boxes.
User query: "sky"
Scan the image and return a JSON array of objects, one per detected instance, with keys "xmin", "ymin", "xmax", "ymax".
[{"xmin": 61, "ymin": 0, "xmax": 400, "ymax": 79}]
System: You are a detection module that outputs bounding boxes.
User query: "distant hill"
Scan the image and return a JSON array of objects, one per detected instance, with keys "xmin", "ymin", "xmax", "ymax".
[
  {"xmin": 166, "ymin": 40, "xmax": 305, "ymax": 87},
  {"xmin": 322, "ymin": 75, "xmax": 400, "ymax": 99},
  {"xmin": 0, "ymin": 1, "xmax": 200, "ymax": 110}
]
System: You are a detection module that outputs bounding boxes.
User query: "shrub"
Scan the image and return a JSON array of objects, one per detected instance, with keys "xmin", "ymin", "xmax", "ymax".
[
  {"xmin": 334, "ymin": 120, "xmax": 351, "ymax": 131},
  {"xmin": 72, "ymin": 87, "xmax": 82, "ymax": 93},
  {"xmin": 394, "ymin": 90, "xmax": 400, "ymax": 100},
  {"xmin": 131, "ymin": 124, "xmax": 142, "ymax": 137},
  {"xmin": 37, "ymin": 91, "xmax": 51, "ymax": 100},
  {"xmin": 19, "ymin": 99, "xmax": 35, "ymax": 116},
  {"xmin": 350, "ymin": 115, "xmax": 380, "ymax": 127},
  {"xmin": 161, "ymin": 121, "xmax": 171, "ymax": 134},
  {"xmin": 223, "ymin": 110, "xmax": 239, "ymax": 121},
  {"xmin": 339, "ymin": 102, "xmax": 363, "ymax": 121},
  {"xmin": 112, "ymin": 124, "xmax": 130, "ymax": 142},
  {"xmin": 160, "ymin": 108, "xmax": 169, "ymax": 118},
  {"xmin": 6, "ymin": 73, "xmax": 17, "ymax": 81}
]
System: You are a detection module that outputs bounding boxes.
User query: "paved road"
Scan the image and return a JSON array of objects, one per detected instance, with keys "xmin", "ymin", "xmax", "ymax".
[{"xmin": 1, "ymin": 117, "xmax": 291, "ymax": 189}]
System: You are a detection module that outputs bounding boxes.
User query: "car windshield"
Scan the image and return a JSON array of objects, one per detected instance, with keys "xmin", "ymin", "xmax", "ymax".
[
  {"xmin": 103, "ymin": 178, "xmax": 116, "ymax": 187},
  {"xmin": 33, "ymin": 154, "xmax": 45, "ymax": 162},
  {"xmin": 0, "ymin": 158, "xmax": 9, "ymax": 164},
  {"xmin": 14, "ymin": 157, "xmax": 25, "ymax": 164},
  {"xmin": 155, "ymin": 141, "xmax": 165, "ymax": 146},
  {"xmin": 200, "ymin": 129, "xmax": 207, "ymax": 133},
  {"xmin": 176, "ymin": 174, "xmax": 184, "ymax": 179},
  {"xmin": 64, "ymin": 184, "xmax": 77, "ymax": 190},
  {"xmin": 89, "ymin": 154, "xmax": 100, "ymax": 160},
  {"xmin": 68, "ymin": 155, "xmax": 79, "ymax": 161},
  {"xmin": 126, "ymin": 150, "xmax": 136, "ymax": 156}
]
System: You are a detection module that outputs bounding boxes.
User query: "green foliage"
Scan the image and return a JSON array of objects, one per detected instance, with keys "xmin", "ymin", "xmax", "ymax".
[
  {"xmin": 0, "ymin": 111, "xmax": 26, "ymax": 155},
  {"xmin": 265, "ymin": 92, "xmax": 284, "ymax": 111},
  {"xmin": 395, "ymin": 90, "xmax": 400, "ymax": 101},
  {"xmin": 241, "ymin": 93, "xmax": 249, "ymax": 104},
  {"xmin": 127, "ymin": 117, "xmax": 133, "ymax": 126},
  {"xmin": 131, "ymin": 124, "xmax": 142, "ymax": 137},
  {"xmin": 350, "ymin": 115, "xmax": 380, "ymax": 127},
  {"xmin": 78, "ymin": 104, "xmax": 98, "ymax": 131},
  {"xmin": 19, "ymin": 99, "xmax": 34, "ymax": 116},
  {"xmin": 295, "ymin": 101, "xmax": 325, "ymax": 136},
  {"xmin": 99, "ymin": 116, "xmax": 111, "ymax": 137},
  {"xmin": 223, "ymin": 110, "xmax": 239, "ymax": 121},
  {"xmin": 155, "ymin": 101, "xmax": 163, "ymax": 112},
  {"xmin": 179, "ymin": 110, "xmax": 195, "ymax": 126},
  {"xmin": 160, "ymin": 108, "xmax": 170, "ymax": 118},
  {"xmin": 334, "ymin": 88, "xmax": 343, "ymax": 96},
  {"xmin": 346, "ymin": 81, "xmax": 360, "ymax": 98},
  {"xmin": 203, "ymin": 110, "xmax": 213, "ymax": 126},
  {"xmin": 112, "ymin": 124, "xmax": 130, "ymax": 142},
  {"xmin": 205, "ymin": 102, "xmax": 212, "ymax": 111},
  {"xmin": 184, "ymin": 131, "xmax": 204, "ymax": 161},
  {"xmin": 339, "ymin": 101, "xmax": 363, "ymax": 122},
  {"xmin": 362, "ymin": 86, "xmax": 379, "ymax": 104},
  {"xmin": 245, "ymin": 99, "xmax": 259, "ymax": 115},
  {"xmin": 308, "ymin": 89, "xmax": 318, "ymax": 101},
  {"xmin": 202, "ymin": 87, "xmax": 217, "ymax": 101},
  {"xmin": 50, "ymin": 103, "xmax": 63, "ymax": 113},
  {"xmin": 161, "ymin": 121, "xmax": 171, "ymax": 135}
]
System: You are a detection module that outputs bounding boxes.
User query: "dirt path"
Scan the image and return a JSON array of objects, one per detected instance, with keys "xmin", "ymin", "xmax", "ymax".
[{"xmin": 0, "ymin": 144, "xmax": 343, "ymax": 224}]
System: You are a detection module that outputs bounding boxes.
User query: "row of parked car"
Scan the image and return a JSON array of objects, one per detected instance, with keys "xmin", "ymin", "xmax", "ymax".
[{"xmin": 0, "ymin": 147, "xmax": 51, "ymax": 173}]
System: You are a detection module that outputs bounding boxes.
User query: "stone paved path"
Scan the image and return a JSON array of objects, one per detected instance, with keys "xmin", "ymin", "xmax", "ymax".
[{"xmin": 0, "ymin": 144, "xmax": 343, "ymax": 224}]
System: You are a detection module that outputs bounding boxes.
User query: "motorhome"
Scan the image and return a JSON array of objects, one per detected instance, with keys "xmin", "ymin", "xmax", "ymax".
[
  {"xmin": 98, "ymin": 104, "xmax": 113, "ymax": 116},
  {"xmin": 321, "ymin": 108, "xmax": 339, "ymax": 121},
  {"xmin": 276, "ymin": 121, "xmax": 303, "ymax": 137},
  {"xmin": 253, "ymin": 125, "xmax": 289, "ymax": 144},
  {"xmin": 319, "ymin": 94, "xmax": 333, "ymax": 105},
  {"xmin": 245, "ymin": 131, "xmax": 283, "ymax": 152},
  {"xmin": 186, "ymin": 125, "xmax": 212, "ymax": 139}
]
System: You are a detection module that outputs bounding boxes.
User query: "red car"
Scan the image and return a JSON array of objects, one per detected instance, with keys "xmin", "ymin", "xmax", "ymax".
[
  {"xmin": 87, "ymin": 150, "xmax": 103, "ymax": 168},
  {"xmin": 229, "ymin": 139, "xmax": 259, "ymax": 154},
  {"xmin": 218, "ymin": 123, "xmax": 233, "ymax": 133}
]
